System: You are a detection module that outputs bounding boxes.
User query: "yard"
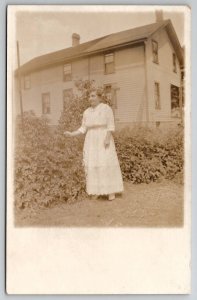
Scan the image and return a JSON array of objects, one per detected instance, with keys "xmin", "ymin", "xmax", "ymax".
[{"xmin": 15, "ymin": 180, "xmax": 183, "ymax": 227}]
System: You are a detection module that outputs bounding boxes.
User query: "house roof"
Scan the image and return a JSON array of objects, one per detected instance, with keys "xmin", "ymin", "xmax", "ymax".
[{"xmin": 17, "ymin": 19, "xmax": 184, "ymax": 75}]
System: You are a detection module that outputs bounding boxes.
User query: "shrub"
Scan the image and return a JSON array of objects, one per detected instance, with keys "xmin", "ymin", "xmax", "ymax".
[
  {"xmin": 14, "ymin": 81, "xmax": 184, "ymax": 211},
  {"xmin": 14, "ymin": 111, "xmax": 86, "ymax": 210},
  {"xmin": 14, "ymin": 80, "xmax": 104, "ymax": 210},
  {"xmin": 114, "ymin": 126, "xmax": 184, "ymax": 184}
]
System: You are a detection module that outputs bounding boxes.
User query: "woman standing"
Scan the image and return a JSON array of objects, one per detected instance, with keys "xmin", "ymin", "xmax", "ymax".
[{"xmin": 64, "ymin": 89, "xmax": 123, "ymax": 200}]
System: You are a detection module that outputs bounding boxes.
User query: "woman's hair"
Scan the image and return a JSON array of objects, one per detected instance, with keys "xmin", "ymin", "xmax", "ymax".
[{"xmin": 89, "ymin": 87, "xmax": 103, "ymax": 98}]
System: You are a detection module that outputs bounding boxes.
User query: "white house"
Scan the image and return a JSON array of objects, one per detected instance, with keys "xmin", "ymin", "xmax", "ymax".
[{"xmin": 14, "ymin": 15, "xmax": 184, "ymax": 128}]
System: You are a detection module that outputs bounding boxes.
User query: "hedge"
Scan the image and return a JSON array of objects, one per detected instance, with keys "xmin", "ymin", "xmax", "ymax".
[
  {"xmin": 14, "ymin": 81, "xmax": 184, "ymax": 210},
  {"xmin": 114, "ymin": 126, "xmax": 184, "ymax": 184}
]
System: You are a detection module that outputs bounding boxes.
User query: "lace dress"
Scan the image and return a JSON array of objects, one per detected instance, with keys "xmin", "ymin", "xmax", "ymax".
[{"xmin": 78, "ymin": 103, "xmax": 124, "ymax": 195}]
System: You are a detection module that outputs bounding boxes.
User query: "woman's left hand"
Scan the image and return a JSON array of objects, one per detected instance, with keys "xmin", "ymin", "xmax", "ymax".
[
  {"xmin": 104, "ymin": 136, "xmax": 110, "ymax": 149},
  {"xmin": 64, "ymin": 131, "xmax": 73, "ymax": 137}
]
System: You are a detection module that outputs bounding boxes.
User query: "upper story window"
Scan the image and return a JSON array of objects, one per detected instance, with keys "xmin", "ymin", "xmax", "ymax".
[
  {"xmin": 152, "ymin": 40, "xmax": 159, "ymax": 64},
  {"xmin": 24, "ymin": 75, "xmax": 31, "ymax": 89},
  {"xmin": 154, "ymin": 82, "xmax": 161, "ymax": 110},
  {"xmin": 42, "ymin": 93, "xmax": 51, "ymax": 114},
  {"xmin": 63, "ymin": 88, "xmax": 73, "ymax": 109},
  {"xmin": 104, "ymin": 53, "xmax": 115, "ymax": 74},
  {"xmin": 63, "ymin": 63, "xmax": 72, "ymax": 81},
  {"xmin": 173, "ymin": 53, "xmax": 177, "ymax": 73}
]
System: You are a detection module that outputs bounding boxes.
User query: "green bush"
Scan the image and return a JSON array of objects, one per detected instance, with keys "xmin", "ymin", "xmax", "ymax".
[
  {"xmin": 115, "ymin": 126, "xmax": 184, "ymax": 184},
  {"xmin": 14, "ymin": 111, "xmax": 86, "ymax": 210},
  {"xmin": 14, "ymin": 80, "xmax": 99, "ymax": 210},
  {"xmin": 14, "ymin": 81, "xmax": 184, "ymax": 211}
]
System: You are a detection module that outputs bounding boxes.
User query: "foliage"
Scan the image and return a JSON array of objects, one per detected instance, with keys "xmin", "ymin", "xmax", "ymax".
[
  {"xmin": 58, "ymin": 79, "xmax": 112, "ymax": 132},
  {"xmin": 14, "ymin": 80, "xmax": 110, "ymax": 210},
  {"xmin": 115, "ymin": 126, "xmax": 184, "ymax": 184},
  {"xmin": 14, "ymin": 81, "xmax": 184, "ymax": 211},
  {"xmin": 58, "ymin": 80, "xmax": 91, "ymax": 132},
  {"xmin": 14, "ymin": 111, "xmax": 86, "ymax": 210}
]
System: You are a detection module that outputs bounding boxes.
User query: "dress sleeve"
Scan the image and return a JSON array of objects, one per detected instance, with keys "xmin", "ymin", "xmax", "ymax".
[
  {"xmin": 78, "ymin": 111, "xmax": 87, "ymax": 134},
  {"xmin": 106, "ymin": 105, "xmax": 115, "ymax": 132}
]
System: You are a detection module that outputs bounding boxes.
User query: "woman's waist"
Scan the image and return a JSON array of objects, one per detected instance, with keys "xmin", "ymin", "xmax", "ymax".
[{"xmin": 87, "ymin": 124, "xmax": 107, "ymax": 130}]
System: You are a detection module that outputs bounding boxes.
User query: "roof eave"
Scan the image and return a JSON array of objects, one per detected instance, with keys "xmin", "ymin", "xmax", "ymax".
[
  {"xmin": 147, "ymin": 19, "xmax": 184, "ymax": 65},
  {"xmin": 165, "ymin": 21, "xmax": 184, "ymax": 66},
  {"xmin": 15, "ymin": 38, "xmax": 147, "ymax": 76}
]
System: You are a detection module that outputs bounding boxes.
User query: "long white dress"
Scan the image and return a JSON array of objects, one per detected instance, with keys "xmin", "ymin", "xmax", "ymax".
[{"xmin": 78, "ymin": 103, "xmax": 124, "ymax": 195}]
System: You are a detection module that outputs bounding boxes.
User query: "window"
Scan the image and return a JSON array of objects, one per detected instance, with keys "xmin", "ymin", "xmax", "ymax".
[
  {"xmin": 171, "ymin": 84, "xmax": 180, "ymax": 118},
  {"xmin": 24, "ymin": 75, "xmax": 31, "ymax": 89},
  {"xmin": 104, "ymin": 53, "xmax": 115, "ymax": 74},
  {"xmin": 154, "ymin": 82, "xmax": 161, "ymax": 110},
  {"xmin": 63, "ymin": 89, "xmax": 73, "ymax": 109},
  {"xmin": 173, "ymin": 53, "xmax": 177, "ymax": 73},
  {"xmin": 63, "ymin": 63, "xmax": 72, "ymax": 81},
  {"xmin": 42, "ymin": 93, "xmax": 51, "ymax": 114},
  {"xmin": 105, "ymin": 85, "xmax": 112, "ymax": 100},
  {"xmin": 152, "ymin": 40, "xmax": 159, "ymax": 64},
  {"xmin": 104, "ymin": 84, "xmax": 117, "ymax": 109}
]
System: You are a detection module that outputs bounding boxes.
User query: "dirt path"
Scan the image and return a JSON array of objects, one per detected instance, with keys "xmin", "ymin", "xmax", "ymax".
[{"xmin": 15, "ymin": 181, "xmax": 183, "ymax": 227}]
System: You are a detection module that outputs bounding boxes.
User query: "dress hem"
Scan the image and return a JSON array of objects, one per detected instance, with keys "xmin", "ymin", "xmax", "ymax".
[{"xmin": 86, "ymin": 189, "xmax": 124, "ymax": 196}]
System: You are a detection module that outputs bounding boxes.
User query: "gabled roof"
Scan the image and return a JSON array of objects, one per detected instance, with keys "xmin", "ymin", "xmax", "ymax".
[{"xmin": 17, "ymin": 19, "xmax": 183, "ymax": 75}]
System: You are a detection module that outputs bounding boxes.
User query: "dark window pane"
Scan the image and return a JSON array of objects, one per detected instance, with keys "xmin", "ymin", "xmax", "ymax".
[
  {"xmin": 63, "ymin": 73, "xmax": 72, "ymax": 81},
  {"xmin": 173, "ymin": 53, "xmax": 177, "ymax": 73},
  {"xmin": 63, "ymin": 64, "xmax": 72, "ymax": 81},
  {"xmin": 104, "ymin": 84, "xmax": 118, "ymax": 109},
  {"xmin": 105, "ymin": 62, "xmax": 114, "ymax": 74},
  {"xmin": 63, "ymin": 89, "xmax": 73, "ymax": 109},
  {"xmin": 152, "ymin": 40, "xmax": 159, "ymax": 63},
  {"xmin": 105, "ymin": 53, "xmax": 114, "ymax": 63},
  {"xmin": 104, "ymin": 53, "xmax": 115, "ymax": 74},
  {"xmin": 42, "ymin": 93, "xmax": 51, "ymax": 114},
  {"xmin": 154, "ymin": 82, "xmax": 161, "ymax": 110}
]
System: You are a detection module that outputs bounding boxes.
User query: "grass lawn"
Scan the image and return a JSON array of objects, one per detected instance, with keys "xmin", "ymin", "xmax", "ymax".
[{"xmin": 15, "ymin": 180, "xmax": 184, "ymax": 227}]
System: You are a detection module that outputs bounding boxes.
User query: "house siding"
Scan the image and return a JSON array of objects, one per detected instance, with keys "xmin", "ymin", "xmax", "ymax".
[
  {"xmin": 145, "ymin": 28, "xmax": 181, "ymax": 123},
  {"xmin": 15, "ymin": 45, "xmax": 146, "ymax": 126},
  {"xmin": 89, "ymin": 46, "xmax": 146, "ymax": 124},
  {"xmin": 14, "ymin": 26, "xmax": 182, "ymax": 127}
]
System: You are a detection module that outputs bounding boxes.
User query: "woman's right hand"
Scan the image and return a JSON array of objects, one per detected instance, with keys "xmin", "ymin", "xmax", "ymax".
[{"xmin": 64, "ymin": 131, "xmax": 73, "ymax": 137}]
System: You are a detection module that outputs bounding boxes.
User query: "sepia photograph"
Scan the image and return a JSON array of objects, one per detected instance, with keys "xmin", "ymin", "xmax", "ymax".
[
  {"xmin": 11, "ymin": 6, "xmax": 187, "ymax": 227},
  {"xmin": 6, "ymin": 5, "xmax": 191, "ymax": 294}
]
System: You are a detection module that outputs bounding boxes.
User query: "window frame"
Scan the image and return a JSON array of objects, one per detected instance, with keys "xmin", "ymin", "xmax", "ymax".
[
  {"xmin": 63, "ymin": 63, "xmax": 72, "ymax": 82},
  {"xmin": 42, "ymin": 92, "xmax": 51, "ymax": 115},
  {"xmin": 104, "ymin": 83, "xmax": 118, "ymax": 110},
  {"xmin": 104, "ymin": 53, "xmax": 115, "ymax": 75},
  {"xmin": 172, "ymin": 53, "xmax": 177, "ymax": 73},
  {"xmin": 154, "ymin": 81, "xmax": 161, "ymax": 110},
  {"xmin": 152, "ymin": 40, "xmax": 159, "ymax": 64},
  {"xmin": 63, "ymin": 88, "xmax": 73, "ymax": 109},
  {"xmin": 171, "ymin": 84, "xmax": 180, "ymax": 118}
]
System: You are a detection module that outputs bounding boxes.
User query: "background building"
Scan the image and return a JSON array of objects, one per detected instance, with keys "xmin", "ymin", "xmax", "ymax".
[{"xmin": 15, "ymin": 12, "xmax": 184, "ymax": 128}]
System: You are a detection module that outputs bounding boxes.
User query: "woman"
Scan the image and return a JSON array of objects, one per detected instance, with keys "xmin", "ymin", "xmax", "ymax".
[{"xmin": 64, "ymin": 89, "xmax": 124, "ymax": 200}]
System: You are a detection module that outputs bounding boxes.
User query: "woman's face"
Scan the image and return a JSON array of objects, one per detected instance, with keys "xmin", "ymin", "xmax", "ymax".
[{"xmin": 89, "ymin": 91, "xmax": 100, "ymax": 107}]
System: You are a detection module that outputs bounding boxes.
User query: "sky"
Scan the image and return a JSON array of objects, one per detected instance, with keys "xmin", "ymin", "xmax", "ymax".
[{"xmin": 14, "ymin": 6, "xmax": 186, "ymax": 66}]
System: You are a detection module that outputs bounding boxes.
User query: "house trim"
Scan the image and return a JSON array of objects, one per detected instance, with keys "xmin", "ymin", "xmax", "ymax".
[
  {"xmin": 15, "ymin": 40, "xmax": 146, "ymax": 76},
  {"xmin": 144, "ymin": 40, "xmax": 149, "ymax": 122}
]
